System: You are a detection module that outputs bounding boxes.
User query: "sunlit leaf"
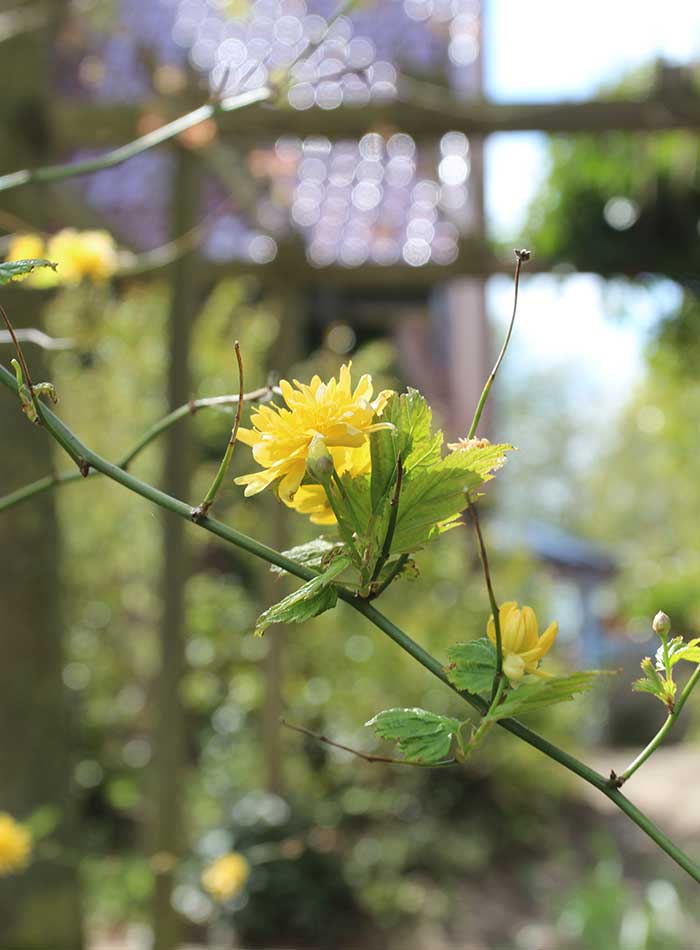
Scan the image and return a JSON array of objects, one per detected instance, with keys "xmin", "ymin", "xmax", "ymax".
[
  {"xmin": 366, "ymin": 707, "xmax": 462, "ymax": 764},
  {"xmin": 488, "ymin": 671, "xmax": 606, "ymax": 721}
]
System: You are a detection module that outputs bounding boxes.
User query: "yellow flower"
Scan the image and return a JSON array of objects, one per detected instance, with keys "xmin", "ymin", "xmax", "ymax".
[
  {"xmin": 487, "ymin": 601, "xmax": 558, "ymax": 682},
  {"xmin": 47, "ymin": 228, "xmax": 118, "ymax": 284},
  {"xmin": 0, "ymin": 813, "xmax": 32, "ymax": 875},
  {"xmin": 5, "ymin": 229, "xmax": 118, "ymax": 286},
  {"xmin": 201, "ymin": 851, "xmax": 250, "ymax": 901},
  {"xmin": 235, "ymin": 363, "xmax": 393, "ymax": 504}
]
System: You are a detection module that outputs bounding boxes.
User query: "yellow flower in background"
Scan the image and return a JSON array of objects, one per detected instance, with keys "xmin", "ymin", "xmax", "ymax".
[
  {"xmin": 201, "ymin": 851, "xmax": 250, "ymax": 901},
  {"xmin": 5, "ymin": 229, "xmax": 117, "ymax": 286},
  {"xmin": 487, "ymin": 601, "xmax": 558, "ymax": 682},
  {"xmin": 47, "ymin": 229, "xmax": 118, "ymax": 284},
  {"xmin": 4, "ymin": 233, "xmax": 58, "ymax": 287},
  {"xmin": 0, "ymin": 813, "xmax": 32, "ymax": 875},
  {"xmin": 235, "ymin": 363, "xmax": 393, "ymax": 504}
]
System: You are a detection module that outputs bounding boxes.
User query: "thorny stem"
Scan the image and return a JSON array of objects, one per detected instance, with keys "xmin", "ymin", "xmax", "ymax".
[
  {"xmin": 614, "ymin": 663, "xmax": 700, "ymax": 787},
  {"xmin": 281, "ymin": 719, "xmax": 456, "ymax": 768},
  {"xmin": 369, "ymin": 456, "xmax": 403, "ymax": 586},
  {"xmin": 1, "ymin": 360, "xmax": 700, "ymax": 885},
  {"xmin": 192, "ymin": 341, "xmax": 244, "ymax": 522},
  {"xmin": 467, "ymin": 498, "xmax": 503, "ymax": 692},
  {"xmin": 467, "ymin": 249, "xmax": 529, "ymax": 440}
]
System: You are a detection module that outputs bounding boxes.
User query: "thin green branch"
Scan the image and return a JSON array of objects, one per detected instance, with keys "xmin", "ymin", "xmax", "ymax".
[
  {"xmin": 192, "ymin": 341, "xmax": 245, "ymax": 522},
  {"xmin": 369, "ymin": 456, "xmax": 403, "ymax": 586},
  {"xmin": 369, "ymin": 552, "xmax": 410, "ymax": 600},
  {"xmin": 0, "ymin": 88, "xmax": 271, "ymax": 195},
  {"xmin": 1, "ymin": 359, "xmax": 699, "ymax": 884},
  {"xmin": 614, "ymin": 663, "xmax": 700, "ymax": 787},
  {"xmin": 467, "ymin": 248, "xmax": 529, "ymax": 440},
  {"xmin": 0, "ymin": 0, "xmax": 361, "ymax": 197},
  {"xmin": 467, "ymin": 498, "xmax": 503, "ymax": 691},
  {"xmin": 0, "ymin": 383, "xmax": 278, "ymax": 512},
  {"xmin": 281, "ymin": 718, "xmax": 456, "ymax": 768},
  {"xmin": 465, "ymin": 675, "xmax": 506, "ymax": 754}
]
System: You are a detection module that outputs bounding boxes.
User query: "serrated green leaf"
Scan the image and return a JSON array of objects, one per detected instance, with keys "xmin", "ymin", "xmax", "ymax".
[
  {"xmin": 255, "ymin": 556, "xmax": 350, "ymax": 636},
  {"xmin": 634, "ymin": 656, "xmax": 677, "ymax": 707},
  {"xmin": 655, "ymin": 636, "xmax": 700, "ymax": 669},
  {"xmin": 487, "ymin": 671, "xmax": 606, "ymax": 721},
  {"xmin": 0, "ymin": 258, "xmax": 56, "ymax": 285},
  {"xmin": 445, "ymin": 638, "xmax": 497, "ymax": 695},
  {"xmin": 270, "ymin": 537, "xmax": 345, "ymax": 576},
  {"xmin": 366, "ymin": 707, "xmax": 462, "ymax": 763},
  {"xmin": 369, "ymin": 389, "xmax": 442, "ymax": 514},
  {"xmin": 390, "ymin": 444, "xmax": 511, "ymax": 555}
]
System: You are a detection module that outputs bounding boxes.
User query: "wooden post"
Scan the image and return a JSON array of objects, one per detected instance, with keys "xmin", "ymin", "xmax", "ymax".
[
  {"xmin": 149, "ymin": 146, "xmax": 200, "ymax": 950},
  {"xmin": 0, "ymin": 3, "xmax": 84, "ymax": 946}
]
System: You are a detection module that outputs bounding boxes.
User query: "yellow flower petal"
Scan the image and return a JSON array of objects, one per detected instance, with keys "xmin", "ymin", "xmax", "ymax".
[{"xmin": 235, "ymin": 363, "xmax": 394, "ymax": 519}]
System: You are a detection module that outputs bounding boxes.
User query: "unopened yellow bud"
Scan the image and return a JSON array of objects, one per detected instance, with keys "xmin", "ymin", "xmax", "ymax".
[{"xmin": 305, "ymin": 434, "xmax": 334, "ymax": 482}]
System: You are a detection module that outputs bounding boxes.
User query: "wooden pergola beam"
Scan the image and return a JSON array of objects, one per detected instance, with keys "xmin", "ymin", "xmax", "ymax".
[{"xmin": 51, "ymin": 91, "xmax": 700, "ymax": 152}]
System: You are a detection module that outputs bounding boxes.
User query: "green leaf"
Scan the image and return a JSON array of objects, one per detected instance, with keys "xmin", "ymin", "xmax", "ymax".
[
  {"xmin": 366, "ymin": 707, "xmax": 462, "ymax": 764},
  {"xmin": 0, "ymin": 258, "xmax": 56, "ymax": 285},
  {"xmin": 390, "ymin": 443, "xmax": 512, "ymax": 555},
  {"xmin": 254, "ymin": 556, "xmax": 350, "ymax": 636},
  {"xmin": 369, "ymin": 389, "xmax": 441, "ymax": 514},
  {"xmin": 269, "ymin": 537, "xmax": 345, "ymax": 576},
  {"xmin": 445, "ymin": 638, "xmax": 497, "ymax": 695},
  {"xmin": 655, "ymin": 636, "xmax": 700, "ymax": 669},
  {"xmin": 487, "ymin": 671, "xmax": 606, "ymax": 721},
  {"xmin": 633, "ymin": 656, "xmax": 677, "ymax": 707}
]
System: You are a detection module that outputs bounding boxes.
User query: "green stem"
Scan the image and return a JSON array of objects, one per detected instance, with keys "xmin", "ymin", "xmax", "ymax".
[
  {"xmin": 467, "ymin": 499, "xmax": 503, "ymax": 690},
  {"xmin": 617, "ymin": 663, "xmax": 700, "ymax": 786},
  {"xmin": 0, "ymin": 384, "xmax": 276, "ymax": 512},
  {"xmin": 1, "ymin": 360, "xmax": 699, "ymax": 884},
  {"xmin": 370, "ymin": 553, "xmax": 409, "ymax": 600},
  {"xmin": 281, "ymin": 719, "xmax": 455, "ymax": 769},
  {"xmin": 467, "ymin": 249, "xmax": 528, "ymax": 440},
  {"xmin": 465, "ymin": 676, "xmax": 506, "ymax": 754},
  {"xmin": 0, "ymin": 89, "xmax": 271, "ymax": 195},
  {"xmin": 369, "ymin": 456, "xmax": 403, "ymax": 585},
  {"xmin": 192, "ymin": 341, "xmax": 244, "ymax": 522}
]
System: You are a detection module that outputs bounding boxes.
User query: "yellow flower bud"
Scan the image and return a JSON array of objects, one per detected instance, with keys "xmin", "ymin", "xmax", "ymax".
[{"xmin": 487, "ymin": 601, "xmax": 558, "ymax": 682}]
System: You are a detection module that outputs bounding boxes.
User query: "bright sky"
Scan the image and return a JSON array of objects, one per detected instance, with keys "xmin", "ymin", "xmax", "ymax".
[{"xmin": 482, "ymin": 0, "xmax": 700, "ymax": 407}]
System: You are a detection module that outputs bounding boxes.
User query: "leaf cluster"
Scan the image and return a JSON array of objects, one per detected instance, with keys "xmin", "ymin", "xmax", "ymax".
[
  {"xmin": 255, "ymin": 390, "xmax": 511, "ymax": 633},
  {"xmin": 633, "ymin": 634, "xmax": 700, "ymax": 709}
]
